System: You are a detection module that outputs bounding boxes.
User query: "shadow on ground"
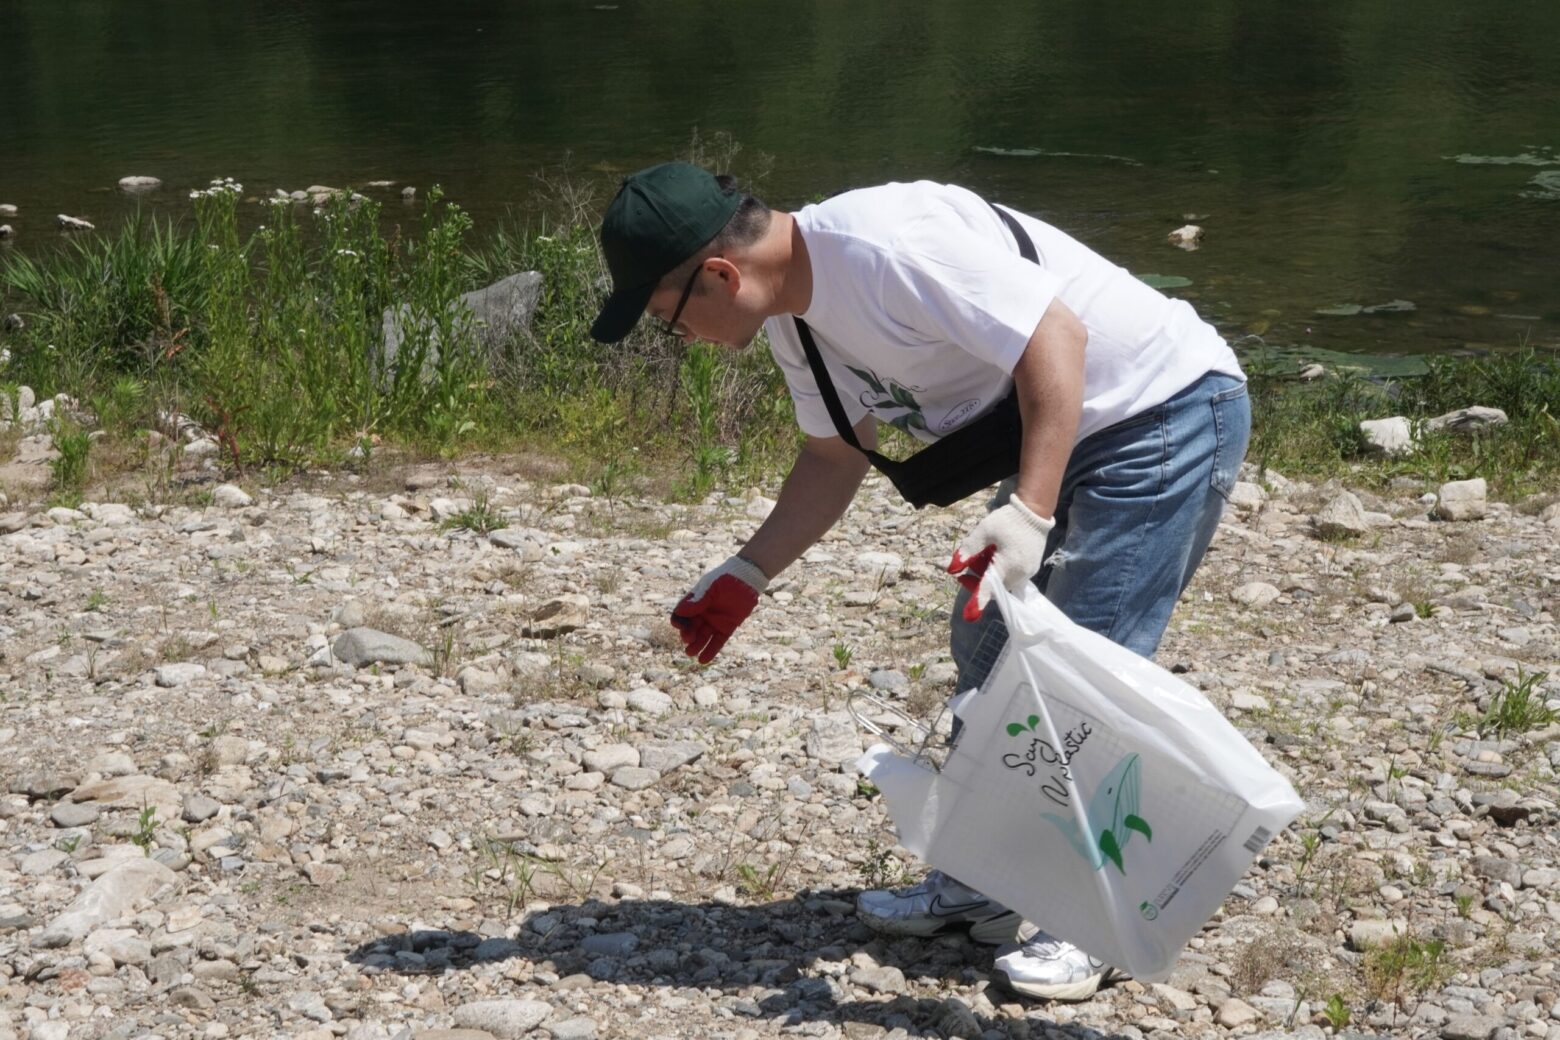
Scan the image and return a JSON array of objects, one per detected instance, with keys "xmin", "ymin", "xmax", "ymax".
[{"xmin": 344, "ymin": 893, "xmax": 1144, "ymax": 1039}]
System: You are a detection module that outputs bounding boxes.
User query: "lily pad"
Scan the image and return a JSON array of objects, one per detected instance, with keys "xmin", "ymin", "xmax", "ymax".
[
  {"xmin": 1136, "ymin": 274, "xmax": 1192, "ymax": 290},
  {"xmin": 1448, "ymin": 151, "xmax": 1558, "ymax": 166},
  {"xmin": 974, "ymin": 146, "xmax": 1142, "ymax": 166},
  {"xmin": 1316, "ymin": 299, "xmax": 1417, "ymax": 317},
  {"xmin": 1361, "ymin": 299, "xmax": 1417, "ymax": 314},
  {"xmin": 1522, "ymin": 170, "xmax": 1560, "ymax": 200}
]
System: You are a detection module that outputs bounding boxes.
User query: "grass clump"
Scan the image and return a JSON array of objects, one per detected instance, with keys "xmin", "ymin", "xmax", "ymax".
[
  {"xmin": 442, "ymin": 488, "xmax": 504, "ymax": 534},
  {"xmin": 1246, "ymin": 342, "xmax": 1560, "ymax": 499},
  {"xmin": 1478, "ymin": 669, "xmax": 1555, "ymax": 737},
  {"xmin": 1362, "ymin": 935, "xmax": 1449, "ymax": 1004},
  {"xmin": 2, "ymin": 180, "xmax": 491, "ymax": 474},
  {"xmin": 0, "ymin": 141, "xmax": 797, "ymax": 497},
  {"xmin": 48, "ymin": 418, "xmax": 92, "ymax": 496}
]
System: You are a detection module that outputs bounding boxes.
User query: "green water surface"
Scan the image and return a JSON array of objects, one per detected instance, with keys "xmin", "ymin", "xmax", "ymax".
[{"xmin": 3, "ymin": 0, "xmax": 1558, "ymax": 363}]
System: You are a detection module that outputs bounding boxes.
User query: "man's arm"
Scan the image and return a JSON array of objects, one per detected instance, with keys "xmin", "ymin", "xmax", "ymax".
[
  {"xmin": 1010, "ymin": 297, "xmax": 1088, "ymax": 519},
  {"xmin": 738, "ymin": 414, "xmax": 876, "ymax": 579}
]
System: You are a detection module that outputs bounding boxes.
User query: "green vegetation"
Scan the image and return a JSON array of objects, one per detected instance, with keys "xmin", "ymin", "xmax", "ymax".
[
  {"xmin": 0, "ymin": 165, "xmax": 795, "ymax": 495},
  {"xmin": 1321, "ymin": 993, "xmax": 1351, "ymax": 1030},
  {"xmin": 1247, "ymin": 344, "xmax": 1560, "ymax": 498},
  {"xmin": 48, "ymin": 418, "xmax": 92, "ymax": 497},
  {"xmin": 1478, "ymin": 668, "xmax": 1555, "ymax": 737},
  {"xmin": 131, "ymin": 805, "xmax": 158, "ymax": 855},
  {"xmin": 1, "ymin": 159, "xmax": 1554, "ymax": 502},
  {"xmin": 442, "ymin": 488, "xmax": 504, "ymax": 534},
  {"xmin": 1363, "ymin": 935, "xmax": 1450, "ymax": 1004}
]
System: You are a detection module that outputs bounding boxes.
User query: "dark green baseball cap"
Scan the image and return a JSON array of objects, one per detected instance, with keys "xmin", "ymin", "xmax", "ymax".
[{"xmin": 590, "ymin": 162, "xmax": 741, "ymax": 343}]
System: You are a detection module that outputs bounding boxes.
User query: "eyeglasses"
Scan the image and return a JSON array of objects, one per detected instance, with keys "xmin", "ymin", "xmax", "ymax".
[{"xmin": 653, "ymin": 258, "xmax": 711, "ymax": 338}]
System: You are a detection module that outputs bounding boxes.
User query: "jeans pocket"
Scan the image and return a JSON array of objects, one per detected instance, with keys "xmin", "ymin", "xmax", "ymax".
[{"xmin": 1209, "ymin": 382, "xmax": 1251, "ymax": 501}]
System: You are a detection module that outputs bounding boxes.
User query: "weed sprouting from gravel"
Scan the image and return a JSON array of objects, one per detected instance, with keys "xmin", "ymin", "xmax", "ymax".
[
  {"xmin": 442, "ymin": 488, "xmax": 503, "ymax": 534},
  {"xmin": 1363, "ymin": 935, "xmax": 1450, "ymax": 1004},
  {"xmin": 1479, "ymin": 669, "xmax": 1555, "ymax": 737},
  {"xmin": 832, "ymin": 643, "xmax": 854, "ymax": 670},
  {"xmin": 859, "ymin": 837, "xmax": 911, "ymax": 891},
  {"xmin": 49, "ymin": 419, "xmax": 92, "ymax": 496},
  {"xmin": 131, "ymin": 805, "xmax": 158, "ymax": 855}
]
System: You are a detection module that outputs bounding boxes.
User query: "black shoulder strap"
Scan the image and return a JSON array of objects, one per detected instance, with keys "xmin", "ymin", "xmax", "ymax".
[
  {"xmin": 991, "ymin": 202, "xmax": 1039, "ymax": 264},
  {"xmin": 794, "ymin": 200, "xmax": 1039, "ymax": 451},
  {"xmin": 792, "ymin": 315, "xmax": 892, "ymax": 465}
]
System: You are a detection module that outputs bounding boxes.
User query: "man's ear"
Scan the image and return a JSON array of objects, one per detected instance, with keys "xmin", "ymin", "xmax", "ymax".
[{"xmin": 705, "ymin": 256, "xmax": 743, "ymax": 298}]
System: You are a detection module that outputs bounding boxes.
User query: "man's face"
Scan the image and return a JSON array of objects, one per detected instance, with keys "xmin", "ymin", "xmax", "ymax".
[{"xmin": 645, "ymin": 259, "xmax": 764, "ymax": 349}]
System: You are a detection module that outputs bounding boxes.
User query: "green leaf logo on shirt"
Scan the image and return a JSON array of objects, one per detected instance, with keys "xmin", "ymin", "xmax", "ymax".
[{"xmin": 846, "ymin": 365, "xmax": 926, "ymax": 428}]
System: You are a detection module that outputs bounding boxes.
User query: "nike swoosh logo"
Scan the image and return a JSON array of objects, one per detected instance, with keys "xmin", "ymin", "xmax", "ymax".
[{"xmin": 928, "ymin": 895, "xmax": 992, "ymax": 918}]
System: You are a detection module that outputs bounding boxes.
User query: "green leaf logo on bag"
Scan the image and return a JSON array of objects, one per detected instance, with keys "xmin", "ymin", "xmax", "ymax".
[
  {"xmin": 1006, "ymin": 715, "xmax": 1041, "ymax": 737},
  {"xmin": 999, "ymin": 717, "xmax": 1152, "ymax": 872},
  {"xmin": 1039, "ymin": 752, "xmax": 1154, "ymax": 876}
]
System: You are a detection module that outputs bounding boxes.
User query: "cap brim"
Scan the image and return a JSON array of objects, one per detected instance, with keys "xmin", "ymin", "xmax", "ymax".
[{"xmin": 590, "ymin": 281, "xmax": 656, "ymax": 344}]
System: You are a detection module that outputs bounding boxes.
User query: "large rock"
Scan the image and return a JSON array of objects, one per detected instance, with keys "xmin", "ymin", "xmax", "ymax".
[
  {"xmin": 1359, "ymin": 416, "xmax": 1416, "ymax": 456},
  {"xmin": 451, "ymin": 999, "xmax": 552, "ymax": 1038},
  {"xmin": 117, "ymin": 176, "xmax": 163, "ymax": 193},
  {"xmin": 1231, "ymin": 582, "xmax": 1281, "ymax": 608},
  {"xmin": 625, "ymin": 687, "xmax": 672, "ymax": 716},
  {"xmin": 57, "ymin": 214, "xmax": 95, "ymax": 231},
  {"xmin": 1425, "ymin": 406, "xmax": 1508, "ymax": 435},
  {"xmin": 211, "ymin": 483, "xmax": 252, "ymax": 508},
  {"xmin": 1313, "ymin": 492, "xmax": 1370, "ymax": 539},
  {"xmin": 806, "ymin": 712, "xmax": 863, "ymax": 768},
  {"xmin": 1434, "ymin": 478, "xmax": 1487, "ymax": 521},
  {"xmin": 637, "ymin": 740, "xmax": 705, "ymax": 773},
  {"xmin": 1348, "ymin": 918, "xmax": 1408, "ymax": 949},
  {"xmin": 853, "ymin": 551, "xmax": 904, "ymax": 585},
  {"xmin": 155, "ymin": 662, "xmax": 207, "ymax": 687},
  {"xmin": 581, "ymin": 744, "xmax": 638, "ymax": 772},
  {"xmin": 332, "ymin": 628, "xmax": 432, "ymax": 667},
  {"xmin": 1214, "ymin": 998, "xmax": 1261, "ymax": 1029},
  {"xmin": 1441, "ymin": 1013, "xmax": 1500, "ymax": 1040},
  {"xmin": 380, "ymin": 271, "xmax": 543, "ymax": 378},
  {"xmin": 526, "ymin": 595, "xmax": 588, "ymax": 638},
  {"xmin": 69, "ymin": 775, "xmax": 181, "ymax": 823},
  {"xmin": 34, "ymin": 859, "xmax": 179, "ymax": 947},
  {"xmin": 1227, "ymin": 481, "xmax": 1266, "ymax": 513}
]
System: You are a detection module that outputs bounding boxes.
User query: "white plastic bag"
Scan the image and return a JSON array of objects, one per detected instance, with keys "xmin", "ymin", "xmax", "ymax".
[{"xmin": 857, "ymin": 579, "xmax": 1303, "ymax": 982}]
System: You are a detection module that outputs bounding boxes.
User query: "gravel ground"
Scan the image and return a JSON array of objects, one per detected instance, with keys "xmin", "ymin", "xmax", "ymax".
[{"xmin": 2, "ymin": 433, "xmax": 1558, "ymax": 1040}]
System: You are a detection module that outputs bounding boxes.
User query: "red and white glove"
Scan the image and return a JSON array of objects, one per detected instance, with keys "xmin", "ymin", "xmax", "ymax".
[
  {"xmin": 670, "ymin": 555, "xmax": 769, "ymax": 664},
  {"xmin": 947, "ymin": 498, "xmax": 1056, "ymax": 622}
]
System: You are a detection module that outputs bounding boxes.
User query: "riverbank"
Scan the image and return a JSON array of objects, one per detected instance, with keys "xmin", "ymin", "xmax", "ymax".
[
  {"xmin": 1, "ymin": 449, "xmax": 1557, "ymax": 1040},
  {"xmin": 2, "ymin": 182, "xmax": 1558, "ymax": 511}
]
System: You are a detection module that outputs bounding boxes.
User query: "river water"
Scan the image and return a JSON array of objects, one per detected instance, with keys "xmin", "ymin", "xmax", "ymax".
[{"xmin": 3, "ymin": 0, "xmax": 1558, "ymax": 364}]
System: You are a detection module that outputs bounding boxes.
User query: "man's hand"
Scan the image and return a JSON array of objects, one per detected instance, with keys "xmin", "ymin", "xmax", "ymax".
[
  {"xmin": 947, "ymin": 498, "xmax": 1055, "ymax": 622},
  {"xmin": 671, "ymin": 556, "xmax": 769, "ymax": 664}
]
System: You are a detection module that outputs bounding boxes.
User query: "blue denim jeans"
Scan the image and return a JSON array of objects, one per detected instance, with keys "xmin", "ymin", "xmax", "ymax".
[{"xmin": 950, "ymin": 371, "xmax": 1250, "ymax": 689}]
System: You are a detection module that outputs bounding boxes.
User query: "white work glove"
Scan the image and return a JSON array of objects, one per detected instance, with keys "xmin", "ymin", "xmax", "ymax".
[
  {"xmin": 947, "ymin": 498, "xmax": 1056, "ymax": 622},
  {"xmin": 670, "ymin": 555, "xmax": 769, "ymax": 664}
]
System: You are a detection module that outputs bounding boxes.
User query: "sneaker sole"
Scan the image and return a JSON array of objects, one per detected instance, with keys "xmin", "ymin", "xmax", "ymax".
[
  {"xmin": 859, "ymin": 909, "xmax": 1021, "ymax": 945},
  {"xmin": 1001, "ymin": 967, "xmax": 1113, "ymax": 1002}
]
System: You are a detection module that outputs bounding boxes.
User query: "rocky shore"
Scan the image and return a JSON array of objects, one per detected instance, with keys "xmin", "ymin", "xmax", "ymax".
[{"xmin": 1, "ymin": 439, "xmax": 1558, "ymax": 1040}]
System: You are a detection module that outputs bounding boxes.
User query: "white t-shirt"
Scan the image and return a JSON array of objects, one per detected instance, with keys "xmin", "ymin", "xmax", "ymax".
[{"xmin": 763, "ymin": 181, "xmax": 1243, "ymax": 445}]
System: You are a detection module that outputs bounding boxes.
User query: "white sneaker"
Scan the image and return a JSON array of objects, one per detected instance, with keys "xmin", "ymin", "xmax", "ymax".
[
  {"xmin": 994, "ymin": 924, "xmax": 1115, "ymax": 1001},
  {"xmin": 855, "ymin": 870, "xmax": 1022, "ymax": 945}
]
